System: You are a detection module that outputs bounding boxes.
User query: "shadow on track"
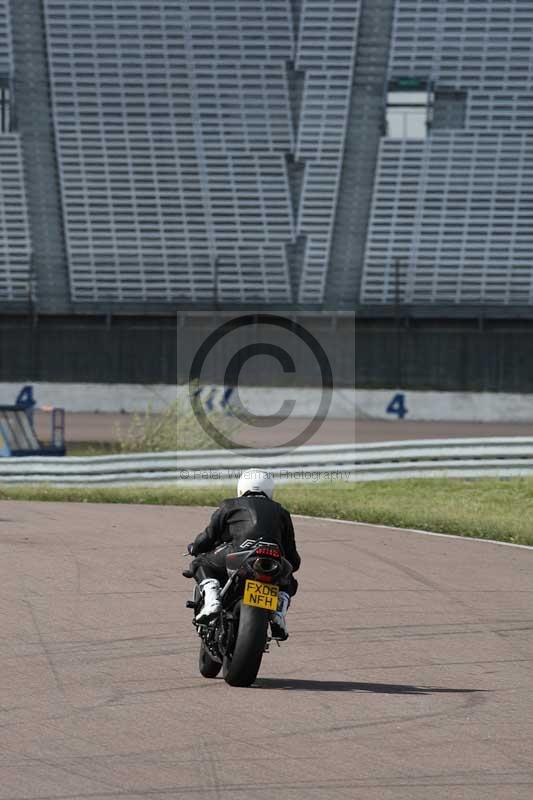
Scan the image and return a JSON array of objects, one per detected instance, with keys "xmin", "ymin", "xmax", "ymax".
[{"xmin": 254, "ymin": 678, "xmax": 486, "ymax": 694}]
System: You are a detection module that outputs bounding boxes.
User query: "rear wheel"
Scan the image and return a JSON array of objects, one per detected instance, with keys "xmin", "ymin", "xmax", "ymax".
[
  {"xmin": 223, "ymin": 602, "xmax": 268, "ymax": 687},
  {"xmin": 199, "ymin": 640, "xmax": 222, "ymax": 678}
]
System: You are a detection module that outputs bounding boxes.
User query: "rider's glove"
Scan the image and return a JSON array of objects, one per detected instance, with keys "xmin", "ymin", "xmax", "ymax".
[{"xmin": 187, "ymin": 542, "xmax": 196, "ymax": 556}]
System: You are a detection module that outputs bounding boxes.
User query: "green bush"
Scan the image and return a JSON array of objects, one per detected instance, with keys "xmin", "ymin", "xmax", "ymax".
[{"xmin": 115, "ymin": 396, "xmax": 242, "ymax": 452}]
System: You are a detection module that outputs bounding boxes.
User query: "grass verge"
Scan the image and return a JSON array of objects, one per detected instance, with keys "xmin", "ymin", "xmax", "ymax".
[
  {"xmin": 0, "ymin": 478, "xmax": 532, "ymax": 547},
  {"xmin": 66, "ymin": 442, "xmax": 119, "ymax": 457}
]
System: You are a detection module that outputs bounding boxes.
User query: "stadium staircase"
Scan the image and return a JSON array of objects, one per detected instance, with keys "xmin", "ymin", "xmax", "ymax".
[
  {"xmin": 9, "ymin": 0, "xmax": 69, "ymax": 312},
  {"xmin": 327, "ymin": 0, "xmax": 395, "ymax": 308}
]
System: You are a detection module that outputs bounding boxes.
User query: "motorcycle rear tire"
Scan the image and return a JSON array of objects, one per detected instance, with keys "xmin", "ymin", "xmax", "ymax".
[
  {"xmin": 199, "ymin": 640, "xmax": 222, "ymax": 679},
  {"xmin": 223, "ymin": 602, "xmax": 268, "ymax": 687}
]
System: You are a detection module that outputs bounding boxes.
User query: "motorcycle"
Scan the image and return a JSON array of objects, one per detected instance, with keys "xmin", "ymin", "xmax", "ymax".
[{"xmin": 184, "ymin": 540, "xmax": 293, "ymax": 687}]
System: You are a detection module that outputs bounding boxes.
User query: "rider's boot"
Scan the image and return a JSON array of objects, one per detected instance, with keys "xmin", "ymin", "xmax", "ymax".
[
  {"xmin": 195, "ymin": 578, "xmax": 222, "ymax": 622},
  {"xmin": 270, "ymin": 591, "xmax": 290, "ymax": 641}
]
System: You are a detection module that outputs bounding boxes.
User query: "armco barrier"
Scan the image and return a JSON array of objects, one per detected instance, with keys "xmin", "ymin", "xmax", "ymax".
[{"xmin": 1, "ymin": 438, "xmax": 533, "ymax": 486}]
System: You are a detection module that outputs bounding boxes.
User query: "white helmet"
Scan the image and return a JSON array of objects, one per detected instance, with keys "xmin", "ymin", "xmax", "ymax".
[{"xmin": 237, "ymin": 469, "xmax": 274, "ymax": 500}]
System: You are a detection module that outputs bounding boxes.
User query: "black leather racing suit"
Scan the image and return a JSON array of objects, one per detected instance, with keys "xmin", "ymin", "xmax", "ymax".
[{"xmin": 188, "ymin": 494, "xmax": 301, "ymax": 596}]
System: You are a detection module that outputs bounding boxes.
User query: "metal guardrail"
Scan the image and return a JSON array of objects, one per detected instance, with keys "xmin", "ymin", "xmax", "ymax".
[{"xmin": 1, "ymin": 438, "xmax": 533, "ymax": 485}]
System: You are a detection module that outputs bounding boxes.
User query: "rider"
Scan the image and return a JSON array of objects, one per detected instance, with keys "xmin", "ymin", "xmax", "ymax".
[{"xmin": 187, "ymin": 469, "xmax": 300, "ymax": 640}]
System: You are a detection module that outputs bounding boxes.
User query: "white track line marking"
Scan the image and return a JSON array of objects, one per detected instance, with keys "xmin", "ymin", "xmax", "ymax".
[{"xmin": 293, "ymin": 515, "xmax": 533, "ymax": 551}]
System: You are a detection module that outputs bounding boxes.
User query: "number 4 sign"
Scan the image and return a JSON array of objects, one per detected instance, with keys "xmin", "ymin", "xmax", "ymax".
[{"xmin": 386, "ymin": 393, "xmax": 408, "ymax": 419}]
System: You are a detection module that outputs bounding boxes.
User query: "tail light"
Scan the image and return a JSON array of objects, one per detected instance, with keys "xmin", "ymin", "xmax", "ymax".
[{"xmin": 255, "ymin": 546, "xmax": 281, "ymax": 559}]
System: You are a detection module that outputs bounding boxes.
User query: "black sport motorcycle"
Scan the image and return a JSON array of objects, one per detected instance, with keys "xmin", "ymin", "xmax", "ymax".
[{"xmin": 184, "ymin": 540, "xmax": 293, "ymax": 687}]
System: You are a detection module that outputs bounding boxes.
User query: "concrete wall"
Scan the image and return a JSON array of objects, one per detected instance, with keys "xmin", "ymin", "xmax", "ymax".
[
  {"xmin": 3, "ymin": 381, "xmax": 533, "ymax": 422},
  {"xmin": 356, "ymin": 389, "xmax": 533, "ymax": 423},
  {"xmin": 0, "ymin": 382, "xmax": 356, "ymax": 419}
]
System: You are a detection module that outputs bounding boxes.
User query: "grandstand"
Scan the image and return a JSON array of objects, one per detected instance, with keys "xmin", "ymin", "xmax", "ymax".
[
  {"xmin": 362, "ymin": 0, "xmax": 533, "ymax": 309},
  {"xmin": 0, "ymin": 135, "xmax": 31, "ymax": 301},
  {"xmin": 0, "ymin": 1, "xmax": 532, "ymax": 388},
  {"xmin": 38, "ymin": 0, "xmax": 358, "ymax": 307}
]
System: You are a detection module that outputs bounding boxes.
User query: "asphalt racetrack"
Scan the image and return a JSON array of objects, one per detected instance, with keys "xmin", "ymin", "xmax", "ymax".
[
  {"xmin": 1, "ymin": 501, "xmax": 532, "ymax": 799},
  {"xmin": 39, "ymin": 411, "xmax": 533, "ymax": 447}
]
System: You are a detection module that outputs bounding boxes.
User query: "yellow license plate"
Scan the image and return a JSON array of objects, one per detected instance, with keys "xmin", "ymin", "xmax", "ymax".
[{"xmin": 243, "ymin": 579, "xmax": 279, "ymax": 611}]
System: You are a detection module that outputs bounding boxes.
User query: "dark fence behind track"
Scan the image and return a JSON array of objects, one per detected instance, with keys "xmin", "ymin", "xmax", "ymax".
[{"xmin": 1, "ymin": 314, "xmax": 533, "ymax": 391}]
